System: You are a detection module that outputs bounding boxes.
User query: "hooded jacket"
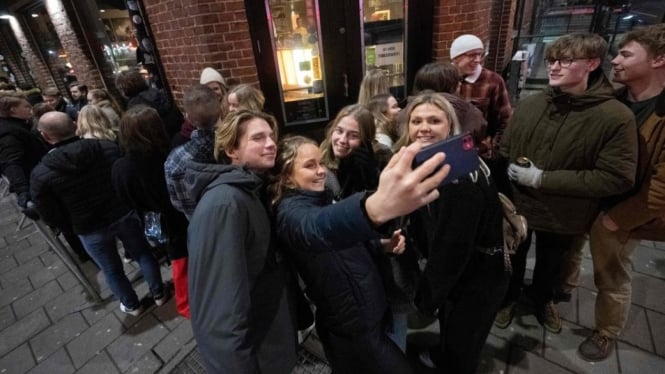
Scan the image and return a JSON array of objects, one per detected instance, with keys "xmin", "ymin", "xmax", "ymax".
[
  {"xmin": 30, "ymin": 138, "xmax": 129, "ymax": 234},
  {"xmin": 275, "ymin": 189, "xmax": 387, "ymax": 335},
  {"xmin": 127, "ymin": 88, "xmax": 183, "ymax": 139},
  {"xmin": 500, "ymin": 71, "xmax": 638, "ymax": 234},
  {"xmin": 0, "ymin": 116, "xmax": 47, "ymax": 195},
  {"xmin": 185, "ymin": 161, "xmax": 296, "ymax": 374},
  {"xmin": 606, "ymin": 88, "xmax": 665, "ymax": 241}
]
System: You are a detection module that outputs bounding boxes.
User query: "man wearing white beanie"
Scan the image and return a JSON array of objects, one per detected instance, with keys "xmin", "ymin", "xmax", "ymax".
[
  {"xmin": 199, "ymin": 67, "xmax": 227, "ymax": 98},
  {"xmin": 450, "ymin": 34, "xmax": 512, "ymax": 162}
]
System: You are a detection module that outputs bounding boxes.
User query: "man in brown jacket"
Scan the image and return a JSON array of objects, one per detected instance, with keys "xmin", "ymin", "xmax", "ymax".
[{"xmin": 578, "ymin": 24, "xmax": 665, "ymax": 362}]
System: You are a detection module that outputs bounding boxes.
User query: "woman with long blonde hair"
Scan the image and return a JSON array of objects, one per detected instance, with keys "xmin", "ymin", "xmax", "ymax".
[{"xmin": 76, "ymin": 105, "xmax": 117, "ymax": 141}]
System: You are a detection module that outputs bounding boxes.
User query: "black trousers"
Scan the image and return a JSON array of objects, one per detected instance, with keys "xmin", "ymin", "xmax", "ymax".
[
  {"xmin": 503, "ymin": 230, "xmax": 584, "ymax": 307},
  {"xmin": 432, "ymin": 251, "xmax": 509, "ymax": 374},
  {"xmin": 316, "ymin": 319, "xmax": 413, "ymax": 374}
]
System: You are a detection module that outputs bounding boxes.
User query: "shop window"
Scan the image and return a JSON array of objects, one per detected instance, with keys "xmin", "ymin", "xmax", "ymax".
[
  {"xmin": 362, "ymin": 0, "xmax": 404, "ymax": 97},
  {"xmin": 268, "ymin": 0, "xmax": 328, "ymax": 126}
]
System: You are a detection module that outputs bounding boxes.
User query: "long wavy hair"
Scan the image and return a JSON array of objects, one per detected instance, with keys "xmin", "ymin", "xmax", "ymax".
[
  {"xmin": 320, "ymin": 104, "xmax": 375, "ymax": 170},
  {"xmin": 269, "ymin": 135, "xmax": 320, "ymax": 207},
  {"xmin": 118, "ymin": 105, "xmax": 170, "ymax": 156},
  {"xmin": 358, "ymin": 68, "xmax": 390, "ymax": 105},
  {"xmin": 76, "ymin": 105, "xmax": 116, "ymax": 141},
  {"xmin": 367, "ymin": 94, "xmax": 399, "ymax": 143}
]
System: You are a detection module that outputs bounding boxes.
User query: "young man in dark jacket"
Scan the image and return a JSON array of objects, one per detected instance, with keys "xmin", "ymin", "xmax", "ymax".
[
  {"xmin": 496, "ymin": 33, "xmax": 638, "ymax": 333},
  {"xmin": 30, "ymin": 111, "xmax": 166, "ymax": 316},
  {"xmin": 577, "ymin": 24, "xmax": 665, "ymax": 361}
]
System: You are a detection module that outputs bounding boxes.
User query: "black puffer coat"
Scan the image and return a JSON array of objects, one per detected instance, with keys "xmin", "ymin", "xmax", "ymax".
[
  {"xmin": 0, "ymin": 116, "xmax": 47, "ymax": 195},
  {"xmin": 275, "ymin": 190, "xmax": 387, "ymax": 335},
  {"xmin": 30, "ymin": 138, "xmax": 129, "ymax": 234}
]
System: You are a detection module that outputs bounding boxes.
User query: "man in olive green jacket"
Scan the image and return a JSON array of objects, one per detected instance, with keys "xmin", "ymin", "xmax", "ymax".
[
  {"xmin": 577, "ymin": 24, "xmax": 665, "ymax": 362},
  {"xmin": 495, "ymin": 33, "xmax": 638, "ymax": 334}
]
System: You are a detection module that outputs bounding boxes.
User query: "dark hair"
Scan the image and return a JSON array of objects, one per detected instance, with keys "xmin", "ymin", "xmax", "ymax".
[
  {"xmin": 118, "ymin": 105, "xmax": 170, "ymax": 155},
  {"xmin": 184, "ymin": 84, "xmax": 221, "ymax": 129},
  {"xmin": 69, "ymin": 82, "xmax": 87, "ymax": 94},
  {"xmin": 115, "ymin": 70, "xmax": 148, "ymax": 97},
  {"xmin": 0, "ymin": 92, "xmax": 28, "ymax": 117},
  {"xmin": 619, "ymin": 23, "xmax": 665, "ymax": 58},
  {"xmin": 32, "ymin": 102, "xmax": 54, "ymax": 119},
  {"xmin": 413, "ymin": 62, "xmax": 461, "ymax": 94},
  {"xmin": 545, "ymin": 33, "xmax": 607, "ymax": 60},
  {"xmin": 367, "ymin": 94, "xmax": 399, "ymax": 142},
  {"xmin": 42, "ymin": 87, "xmax": 62, "ymax": 97}
]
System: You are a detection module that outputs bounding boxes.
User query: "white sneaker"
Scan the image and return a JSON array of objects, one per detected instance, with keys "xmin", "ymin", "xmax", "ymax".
[
  {"xmin": 154, "ymin": 290, "xmax": 170, "ymax": 307},
  {"xmin": 120, "ymin": 302, "xmax": 143, "ymax": 317}
]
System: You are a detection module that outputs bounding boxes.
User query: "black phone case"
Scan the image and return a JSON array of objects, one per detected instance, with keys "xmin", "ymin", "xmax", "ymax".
[{"xmin": 412, "ymin": 132, "xmax": 479, "ymax": 186}]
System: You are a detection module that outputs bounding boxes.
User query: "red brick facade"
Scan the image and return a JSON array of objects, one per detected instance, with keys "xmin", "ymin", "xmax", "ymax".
[
  {"xmin": 6, "ymin": 16, "xmax": 57, "ymax": 92},
  {"xmin": 142, "ymin": 0, "xmax": 258, "ymax": 104},
  {"xmin": 432, "ymin": 0, "xmax": 494, "ymax": 61}
]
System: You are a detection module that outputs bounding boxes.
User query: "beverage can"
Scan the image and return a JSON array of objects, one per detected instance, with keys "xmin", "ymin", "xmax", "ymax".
[{"xmin": 516, "ymin": 157, "xmax": 531, "ymax": 168}]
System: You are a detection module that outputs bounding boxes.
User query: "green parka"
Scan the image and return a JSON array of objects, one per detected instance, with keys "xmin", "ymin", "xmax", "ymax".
[{"xmin": 500, "ymin": 70, "xmax": 638, "ymax": 234}]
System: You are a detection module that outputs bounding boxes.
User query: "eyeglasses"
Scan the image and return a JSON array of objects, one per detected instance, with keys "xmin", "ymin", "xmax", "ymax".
[
  {"xmin": 544, "ymin": 57, "xmax": 577, "ymax": 68},
  {"xmin": 462, "ymin": 51, "xmax": 486, "ymax": 60}
]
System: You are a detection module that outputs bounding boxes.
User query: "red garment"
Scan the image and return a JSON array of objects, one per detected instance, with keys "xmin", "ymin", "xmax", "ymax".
[
  {"xmin": 180, "ymin": 118, "xmax": 195, "ymax": 140},
  {"xmin": 172, "ymin": 257, "xmax": 190, "ymax": 318}
]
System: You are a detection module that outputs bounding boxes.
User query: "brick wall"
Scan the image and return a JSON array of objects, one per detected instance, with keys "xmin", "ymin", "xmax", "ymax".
[
  {"xmin": 432, "ymin": 0, "xmax": 493, "ymax": 62},
  {"xmin": 45, "ymin": 0, "xmax": 104, "ymax": 90},
  {"xmin": 142, "ymin": 0, "xmax": 258, "ymax": 106},
  {"xmin": 486, "ymin": 0, "xmax": 517, "ymax": 72},
  {"xmin": 0, "ymin": 23, "xmax": 34, "ymax": 87},
  {"xmin": 6, "ymin": 16, "xmax": 57, "ymax": 92}
]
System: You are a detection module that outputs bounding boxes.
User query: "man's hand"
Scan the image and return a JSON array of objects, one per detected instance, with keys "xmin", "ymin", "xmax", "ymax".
[
  {"xmin": 508, "ymin": 163, "xmax": 543, "ymax": 188},
  {"xmin": 601, "ymin": 213, "xmax": 619, "ymax": 232},
  {"xmin": 365, "ymin": 142, "xmax": 449, "ymax": 225},
  {"xmin": 23, "ymin": 201, "xmax": 40, "ymax": 221},
  {"xmin": 16, "ymin": 192, "xmax": 29, "ymax": 209}
]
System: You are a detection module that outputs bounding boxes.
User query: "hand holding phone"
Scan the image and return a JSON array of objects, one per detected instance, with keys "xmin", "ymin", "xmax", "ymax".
[{"xmin": 411, "ymin": 132, "xmax": 479, "ymax": 186}]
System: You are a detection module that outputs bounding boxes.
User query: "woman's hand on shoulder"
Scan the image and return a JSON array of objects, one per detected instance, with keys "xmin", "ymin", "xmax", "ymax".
[{"xmin": 381, "ymin": 229, "xmax": 405, "ymax": 255}]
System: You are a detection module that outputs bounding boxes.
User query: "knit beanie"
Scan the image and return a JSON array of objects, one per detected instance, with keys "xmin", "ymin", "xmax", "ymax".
[
  {"xmin": 450, "ymin": 34, "xmax": 484, "ymax": 60},
  {"xmin": 199, "ymin": 67, "xmax": 226, "ymax": 87}
]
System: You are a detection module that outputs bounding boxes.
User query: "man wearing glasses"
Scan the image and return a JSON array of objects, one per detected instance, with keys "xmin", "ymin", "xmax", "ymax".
[
  {"xmin": 494, "ymin": 33, "xmax": 638, "ymax": 335},
  {"xmin": 450, "ymin": 34, "xmax": 512, "ymax": 160}
]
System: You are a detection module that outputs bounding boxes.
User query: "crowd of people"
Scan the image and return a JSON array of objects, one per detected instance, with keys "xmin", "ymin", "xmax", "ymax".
[{"xmin": 0, "ymin": 26, "xmax": 663, "ymax": 373}]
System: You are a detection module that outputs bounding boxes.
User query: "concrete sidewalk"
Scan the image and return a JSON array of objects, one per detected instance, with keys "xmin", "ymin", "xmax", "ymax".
[{"xmin": 0, "ymin": 188, "xmax": 664, "ymax": 373}]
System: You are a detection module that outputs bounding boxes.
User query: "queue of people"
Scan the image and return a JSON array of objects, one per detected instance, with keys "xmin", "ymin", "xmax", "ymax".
[{"xmin": 0, "ymin": 25, "xmax": 663, "ymax": 373}]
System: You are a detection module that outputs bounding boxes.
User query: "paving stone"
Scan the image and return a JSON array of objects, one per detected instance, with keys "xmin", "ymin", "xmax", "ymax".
[
  {"xmin": 30, "ymin": 313, "xmax": 88, "ymax": 362},
  {"xmin": 646, "ymin": 310, "xmax": 665, "ymax": 357},
  {"xmin": 153, "ymin": 319, "xmax": 193, "ymax": 363},
  {"xmin": 652, "ymin": 241, "xmax": 665, "ymax": 250},
  {"xmin": 0, "ymin": 255, "xmax": 17, "ymax": 273},
  {"xmin": 74, "ymin": 351, "xmax": 120, "ymax": 374},
  {"xmin": 44, "ymin": 285, "xmax": 94, "ymax": 323},
  {"xmin": 0, "ymin": 309, "xmax": 50, "ymax": 357},
  {"xmin": 56, "ymin": 271, "xmax": 78, "ymax": 291},
  {"xmin": 616, "ymin": 342, "xmax": 665, "ymax": 374},
  {"xmin": 620, "ymin": 305, "xmax": 654, "ymax": 353},
  {"xmin": 29, "ymin": 260, "xmax": 68, "ymax": 289},
  {"xmin": 475, "ymin": 333, "xmax": 509, "ymax": 373},
  {"xmin": 0, "ymin": 343, "xmax": 35, "ymax": 374},
  {"xmin": 0, "ymin": 257, "xmax": 44, "ymax": 284},
  {"xmin": 123, "ymin": 350, "xmax": 162, "ymax": 374},
  {"xmin": 577, "ymin": 287, "xmax": 596, "ymax": 330},
  {"xmin": 631, "ymin": 244, "xmax": 665, "ymax": 280},
  {"xmin": 0, "ymin": 277, "xmax": 32, "ymax": 308},
  {"xmin": 106, "ymin": 314, "xmax": 169, "ymax": 372},
  {"xmin": 543, "ymin": 321, "xmax": 619, "ymax": 373},
  {"xmin": 630, "ymin": 273, "xmax": 665, "ymax": 314},
  {"xmin": 151, "ymin": 296, "xmax": 185, "ymax": 331},
  {"xmin": 490, "ymin": 305, "xmax": 544, "ymax": 355},
  {"xmin": 13, "ymin": 280, "xmax": 63, "ymax": 319},
  {"xmin": 66, "ymin": 312, "xmax": 124, "ymax": 369},
  {"xmin": 14, "ymin": 242, "xmax": 49, "ymax": 265},
  {"xmin": 508, "ymin": 347, "xmax": 574, "ymax": 373},
  {"xmin": 26, "ymin": 347, "xmax": 74, "ymax": 374},
  {"xmin": 81, "ymin": 300, "xmax": 116, "ymax": 326},
  {"xmin": 0, "ymin": 305, "xmax": 16, "ymax": 332},
  {"xmin": 557, "ymin": 287, "xmax": 578, "ymax": 325}
]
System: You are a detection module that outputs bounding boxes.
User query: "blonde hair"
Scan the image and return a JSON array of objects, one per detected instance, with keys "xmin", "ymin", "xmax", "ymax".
[
  {"xmin": 77, "ymin": 105, "xmax": 117, "ymax": 141},
  {"xmin": 358, "ymin": 68, "xmax": 390, "ymax": 105},
  {"xmin": 320, "ymin": 104, "xmax": 375, "ymax": 170},
  {"xmin": 214, "ymin": 109, "xmax": 279, "ymax": 164},
  {"xmin": 367, "ymin": 94, "xmax": 399, "ymax": 143},
  {"xmin": 88, "ymin": 88, "xmax": 123, "ymax": 115},
  {"xmin": 394, "ymin": 92, "xmax": 461, "ymax": 148},
  {"xmin": 223, "ymin": 84, "xmax": 265, "ymax": 114},
  {"xmin": 269, "ymin": 135, "xmax": 319, "ymax": 207}
]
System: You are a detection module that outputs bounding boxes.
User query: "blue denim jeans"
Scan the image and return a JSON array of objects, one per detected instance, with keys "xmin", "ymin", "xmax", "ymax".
[{"xmin": 79, "ymin": 211, "xmax": 164, "ymax": 309}]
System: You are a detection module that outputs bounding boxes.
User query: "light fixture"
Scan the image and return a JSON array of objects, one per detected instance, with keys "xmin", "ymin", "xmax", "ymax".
[
  {"xmin": 31, "ymin": 13, "xmax": 38, "ymax": 18},
  {"xmin": 100, "ymin": 9, "xmax": 105, "ymax": 13},
  {"xmin": 0, "ymin": 15, "xmax": 14, "ymax": 19}
]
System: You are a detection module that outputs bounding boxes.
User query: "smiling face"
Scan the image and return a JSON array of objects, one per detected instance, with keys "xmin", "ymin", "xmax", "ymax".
[
  {"xmin": 453, "ymin": 48, "xmax": 484, "ymax": 76},
  {"xmin": 288, "ymin": 143, "xmax": 327, "ymax": 192},
  {"xmin": 547, "ymin": 56, "xmax": 598, "ymax": 95},
  {"xmin": 387, "ymin": 96, "xmax": 401, "ymax": 121},
  {"xmin": 611, "ymin": 41, "xmax": 655, "ymax": 86},
  {"xmin": 408, "ymin": 103, "xmax": 450, "ymax": 146},
  {"xmin": 331, "ymin": 115, "xmax": 362, "ymax": 159},
  {"xmin": 226, "ymin": 118, "xmax": 276, "ymax": 172}
]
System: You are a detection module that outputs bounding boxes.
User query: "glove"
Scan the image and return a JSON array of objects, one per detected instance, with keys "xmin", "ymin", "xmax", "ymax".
[
  {"xmin": 23, "ymin": 201, "xmax": 40, "ymax": 221},
  {"xmin": 508, "ymin": 163, "xmax": 543, "ymax": 188},
  {"xmin": 16, "ymin": 192, "xmax": 29, "ymax": 209}
]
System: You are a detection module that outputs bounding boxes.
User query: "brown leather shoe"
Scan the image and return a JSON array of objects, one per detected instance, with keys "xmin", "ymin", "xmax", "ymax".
[
  {"xmin": 536, "ymin": 301, "xmax": 562, "ymax": 333},
  {"xmin": 494, "ymin": 303, "xmax": 516, "ymax": 329},
  {"xmin": 578, "ymin": 331, "xmax": 615, "ymax": 362}
]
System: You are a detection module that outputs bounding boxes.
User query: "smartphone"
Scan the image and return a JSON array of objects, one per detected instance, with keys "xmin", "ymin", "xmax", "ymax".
[{"xmin": 412, "ymin": 132, "xmax": 479, "ymax": 186}]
